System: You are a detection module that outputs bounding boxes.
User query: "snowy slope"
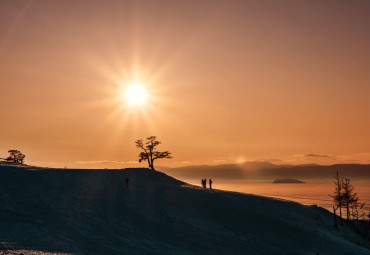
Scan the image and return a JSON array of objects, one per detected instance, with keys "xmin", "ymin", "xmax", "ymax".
[{"xmin": 0, "ymin": 164, "xmax": 368, "ymax": 255}]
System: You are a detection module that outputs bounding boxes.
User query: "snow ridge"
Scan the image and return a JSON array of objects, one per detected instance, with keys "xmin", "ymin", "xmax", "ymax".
[{"xmin": 0, "ymin": 165, "xmax": 368, "ymax": 254}]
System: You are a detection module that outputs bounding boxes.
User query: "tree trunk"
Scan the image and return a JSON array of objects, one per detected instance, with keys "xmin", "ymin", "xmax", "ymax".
[
  {"xmin": 147, "ymin": 158, "xmax": 151, "ymax": 169},
  {"xmin": 149, "ymin": 148, "xmax": 154, "ymax": 170},
  {"xmin": 333, "ymin": 206, "xmax": 338, "ymax": 229},
  {"xmin": 347, "ymin": 204, "xmax": 350, "ymax": 220}
]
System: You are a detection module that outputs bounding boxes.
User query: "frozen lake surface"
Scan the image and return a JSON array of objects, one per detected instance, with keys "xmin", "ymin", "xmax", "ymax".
[{"xmin": 184, "ymin": 180, "xmax": 370, "ymax": 213}]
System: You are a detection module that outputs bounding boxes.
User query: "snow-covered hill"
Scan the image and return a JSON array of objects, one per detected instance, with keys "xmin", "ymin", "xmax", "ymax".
[{"xmin": 0, "ymin": 164, "xmax": 368, "ymax": 254}]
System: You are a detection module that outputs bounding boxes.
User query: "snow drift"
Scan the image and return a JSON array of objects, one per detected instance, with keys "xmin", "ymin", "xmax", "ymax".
[{"xmin": 0, "ymin": 164, "xmax": 368, "ymax": 254}]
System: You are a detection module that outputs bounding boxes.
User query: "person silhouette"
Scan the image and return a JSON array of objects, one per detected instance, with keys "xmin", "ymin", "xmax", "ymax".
[
  {"xmin": 126, "ymin": 177, "xmax": 129, "ymax": 188},
  {"xmin": 209, "ymin": 179, "xmax": 212, "ymax": 189}
]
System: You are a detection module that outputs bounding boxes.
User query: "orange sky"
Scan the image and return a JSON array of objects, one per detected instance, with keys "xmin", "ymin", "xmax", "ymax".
[{"xmin": 0, "ymin": 0, "xmax": 369, "ymax": 169}]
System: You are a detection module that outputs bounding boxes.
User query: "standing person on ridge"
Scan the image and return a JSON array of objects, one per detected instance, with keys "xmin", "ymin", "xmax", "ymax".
[
  {"xmin": 209, "ymin": 179, "xmax": 212, "ymax": 189},
  {"xmin": 126, "ymin": 177, "xmax": 129, "ymax": 189}
]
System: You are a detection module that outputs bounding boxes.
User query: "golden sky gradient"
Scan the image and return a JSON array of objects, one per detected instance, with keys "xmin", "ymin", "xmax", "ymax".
[{"xmin": 0, "ymin": 0, "xmax": 369, "ymax": 168}]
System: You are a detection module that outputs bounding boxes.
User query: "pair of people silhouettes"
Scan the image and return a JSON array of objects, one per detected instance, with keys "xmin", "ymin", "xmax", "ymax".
[{"xmin": 201, "ymin": 178, "xmax": 212, "ymax": 189}]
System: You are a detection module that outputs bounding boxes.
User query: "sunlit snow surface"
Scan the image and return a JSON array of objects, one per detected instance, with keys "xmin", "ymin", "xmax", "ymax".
[{"xmin": 0, "ymin": 163, "xmax": 368, "ymax": 255}]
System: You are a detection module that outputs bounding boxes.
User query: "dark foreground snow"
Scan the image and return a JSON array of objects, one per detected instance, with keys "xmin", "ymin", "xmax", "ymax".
[{"xmin": 0, "ymin": 164, "xmax": 368, "ymax": 255}]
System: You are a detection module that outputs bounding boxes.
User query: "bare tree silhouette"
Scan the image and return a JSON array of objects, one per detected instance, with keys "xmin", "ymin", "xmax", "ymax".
[
  {"xmin": 341, "ymin": 178, "xmax": 358, "ymax": 220},
  {"xmin": 330, "ymin": 171, "xmax": 344, "ymax": 225},
  {"xmin": 6, "ymin": 150, "xmax": 25, "ymax": 164},
  {"xmin": 135, "ymin": 136, "xmax": 172, "ymax": 170}
]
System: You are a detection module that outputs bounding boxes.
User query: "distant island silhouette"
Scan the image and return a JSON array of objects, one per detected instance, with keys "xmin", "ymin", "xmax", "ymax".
[
  {"xmin": 160, "ymin": 162, "xmax": 370, "ymax": 182},
  {"xmin": 273, "ymin": 178, "xmax": 305, "ymax": 183}
]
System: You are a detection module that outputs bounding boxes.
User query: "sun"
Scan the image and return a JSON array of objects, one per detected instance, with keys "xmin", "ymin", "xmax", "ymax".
[{"xmin": 125, "ymin": 84, "xmax": 148, "ymax": 106}]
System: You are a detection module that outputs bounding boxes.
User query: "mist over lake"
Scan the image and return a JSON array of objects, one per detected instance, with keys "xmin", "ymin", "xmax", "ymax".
[{"xmin": 183, "ymin": 179, "xmax": 370, "ymax": 214}]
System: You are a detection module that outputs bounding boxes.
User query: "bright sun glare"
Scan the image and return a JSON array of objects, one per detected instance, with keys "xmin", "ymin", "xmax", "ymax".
[{"xmin": 125, "ymin": 84, "xmax": 148, "ymax": 106}]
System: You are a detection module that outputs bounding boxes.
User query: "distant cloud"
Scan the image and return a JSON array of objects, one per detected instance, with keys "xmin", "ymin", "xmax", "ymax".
[
  {"xmin": 255, "ymin": 159, "xmax": 282, "ymax": 163},
  {"xmin": 344, "ymin": 159, "xmax": 360, "ymax": 162},
  {"xmin": 74, "ymin": 161, "xmax": 119, "ymax": 164},
  {"xmin": 30, "ymin": 161, "xmax": 63, "ymax": 165},
  {"xmin": 287, "ymin": 152, "xmax": 370, "ymax": 165},
  {"xmin": 74, "ymin": 160, "xmax": 138, "ymax": 165},
  {"xmin": 126, "ymin": 161, "xmax": 139, "ymax": 164},
  {"xmin": 30, "ymin": 160, "xmax": 139, "ymax": 166},
  {"xmin": 304, "ymin": 154, "xmax": 336, "ymax": 159},
  {"xmin": 213, "ymin": 159, "xmax": 227, "ymax": 163}
]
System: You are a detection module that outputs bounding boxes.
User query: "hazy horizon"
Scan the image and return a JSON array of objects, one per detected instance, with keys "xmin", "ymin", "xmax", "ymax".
[{"xmin": 3, "ymin": 159, "xmax": 370, "ymax": 170}]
